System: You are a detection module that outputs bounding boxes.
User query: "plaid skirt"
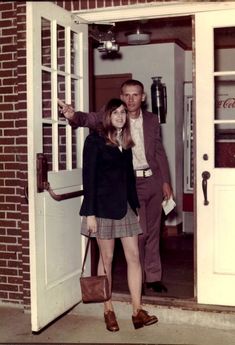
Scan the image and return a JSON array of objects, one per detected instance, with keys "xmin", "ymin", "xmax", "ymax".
[{"xmin": 81, "ymin": 205, "xmax": 142, "ymax": 239}]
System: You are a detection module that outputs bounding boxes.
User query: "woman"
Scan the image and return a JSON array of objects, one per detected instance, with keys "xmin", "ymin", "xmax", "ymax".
[{"xmin": 80, "ymin": 98, "xmax": 158, "ymax": 332}]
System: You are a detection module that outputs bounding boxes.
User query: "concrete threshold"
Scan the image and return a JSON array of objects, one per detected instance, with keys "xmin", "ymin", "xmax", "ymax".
[{"xmin": 71, "ymin": 293, "xmax": 235, "ymax": 331}]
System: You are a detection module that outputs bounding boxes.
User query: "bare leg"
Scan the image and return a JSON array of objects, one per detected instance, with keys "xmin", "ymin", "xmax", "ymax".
[
  {"xmin": 96, "ymin": 238, "xmax": 115, "ymax": 313},
  {"xmin": 121, "ymin": 235, "xmax": 142, "ymax": 315}
]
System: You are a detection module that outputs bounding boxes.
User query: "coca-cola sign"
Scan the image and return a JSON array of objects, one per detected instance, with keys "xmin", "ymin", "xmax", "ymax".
[{"xmin": 216, "ymin": 97, "xmax": 235, "ymax": 108}]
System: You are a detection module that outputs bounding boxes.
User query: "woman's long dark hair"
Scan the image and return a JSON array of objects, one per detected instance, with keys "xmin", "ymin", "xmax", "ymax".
[{"xmin": 101, "ymin": 98, "xmax": 135, "ymax": 149}]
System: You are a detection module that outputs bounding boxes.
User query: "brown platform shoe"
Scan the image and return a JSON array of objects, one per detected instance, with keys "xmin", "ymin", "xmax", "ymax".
[
  {"xmin": 104, "ymin": 310, "xmax": 119, "ymax": 332},
  {"xmin": 132, "ymin": 309, "xmax": 158, "ymax": 329}
]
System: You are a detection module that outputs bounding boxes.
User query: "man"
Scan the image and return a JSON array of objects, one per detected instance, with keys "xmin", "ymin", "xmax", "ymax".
[{"xmin": 58, "ymin": 79, "xmax": 173, "ymax": 293}]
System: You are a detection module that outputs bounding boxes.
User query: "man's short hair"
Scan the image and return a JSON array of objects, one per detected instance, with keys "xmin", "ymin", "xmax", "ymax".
[{"xmin": 121, "ymin": 79, "xmax": 144, "ymax": 93}]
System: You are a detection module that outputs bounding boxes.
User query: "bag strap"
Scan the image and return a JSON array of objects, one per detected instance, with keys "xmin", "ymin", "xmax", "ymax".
[{"xmin": 81, "ymin": 232, "xmax": 107, "ymax": 277}]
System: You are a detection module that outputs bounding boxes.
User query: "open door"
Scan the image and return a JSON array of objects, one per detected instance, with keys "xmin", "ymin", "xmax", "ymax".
[
  {"xmin": 196, "ymin": 9, "xmax": 235, "ymax": 306},
  {"xmin": 27, "ymin": 2, "xmax": 89, "ymax": 331}
]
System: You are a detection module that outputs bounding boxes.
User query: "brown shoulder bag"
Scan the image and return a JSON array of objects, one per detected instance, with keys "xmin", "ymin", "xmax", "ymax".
[{"xmin": 80, "ymin": 234, "xmax": 111, "ymax": 303}]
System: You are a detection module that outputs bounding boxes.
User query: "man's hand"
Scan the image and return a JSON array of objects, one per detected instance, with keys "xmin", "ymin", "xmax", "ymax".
[
  {"xmin": 58, "ymin": 98, "xmax": 75, "ymax": 120},
  {"xmin": 162, "ymin": 182, "xmax": 173, "ymax": 200}
]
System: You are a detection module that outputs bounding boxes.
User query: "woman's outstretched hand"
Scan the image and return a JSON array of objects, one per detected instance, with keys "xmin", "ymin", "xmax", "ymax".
[{"xmin": 58, "ymin": 98, "xmax": 75, "ymax": 120}]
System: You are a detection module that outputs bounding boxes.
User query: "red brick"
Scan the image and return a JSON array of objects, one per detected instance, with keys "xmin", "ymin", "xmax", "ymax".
[
  {"xmin": 0, "ymin": 52, "xmax": 14, "ymax": 61},
  {"xmin": 0, "ymin": 244, "xmax": 7, "ymax": 250},
  {"xmin": 0, "ymin": 228, "xmax": 7, "ymax": 236},
  {"xmin": 3, "ymin": 112, "xmax": 18, "ymax": 120},
  {"xmin": 0, "ymin": 170, "xmax": 15, "ymax": 177},
  {"xmin": 0, "ymin": 36, "xmax": 14, "ymax": 45},
  {"xmin": 0, "ymin": 275, "xmax": 7, "ymax": 284},
  {"xmin": 0, "ymin": 137, "xmax": 15, "ymax": 146},
  {"xmin": 8, "ymin": 260, "xmax": 22, "ymax": 268},
  {"xmin": 21, "ymin": 223, "xmax": 29, "ymax": 231},
  {"xmin": 0, "ymin": 291, "xmax": 8, "ymax": 299},
  {"xmin": 21, "ymin": 256, "xmax": 29, "ymax": 264},
  {"xmin": 8, "ymin": 277, "xmax": 22, "ymax": 284},
  {"xmin": 0, "ymin": 187, "xmax": 16, "ymax": 195},
  {"xmin": 6, "ymin": 211, "xmax": 20, "ymax": 219},
  {"xmin": 3, "ymin": 129, "xmax": 18, "ymax": 136},
  {"xmin": 81, "ymin": 0, "xmax": 89, "ymax": 9},
  {"xmin": 0, "ymin": 235, "xmax": 17, "ymax": 243},
  {"xmin": 7, "ymin": 229, "xmax": 19, "ymax": 236},
  {"xmin": 2, "ymin": 61, "xmax": 17, "ymax": 69},
  {"xmin": 23, "ymin": 281, "xmax": 30, "ymax": 289},
  {"xmin": 4, "ymin": 95, "xmax": 18, "ymax": 103},
  {"xmin": 0, "ymin": 212, "xmax": 5, "ymax": 219},
  {"xmin": 0, "ymin": 3, "xmax": 13, "ymax": 11},
  {"xmin": 9, "ymin": 292, "xmax": 23, "ymax": 300},
  {"xmin": 0, "ymin": 268, "xmax": 18, "ymax": 276},
  {"xmin": 0, "ymin": 19, "xmax": 14, "ymax": 27},
  {"xmin": 0, "ymin": 252, "xmax": 17, "ymax": 260},
  {"xmin": 21, "ymin": 239, "xmax": 29, "ymax": 248},
  {"xmin": 0, "ymin": 203, "xmax": 15, "ymax": 210},
  {"xmin": 97, "ymin": 0, "xmax": 104, "ymax": 7},
  {"xmin": 0, "ymin": 86, "xmax": 14, "ymax": 94},
  {"xmin": 22, "ymin": 272, "xmax": 30, "ymax": 281},
  {"xmin": 0, "ymin": 155, "xmax": 15, "ymax": 162},
  {"xmin": 0, "ymin": 120, "xmax": 14, "ymax": 128}
]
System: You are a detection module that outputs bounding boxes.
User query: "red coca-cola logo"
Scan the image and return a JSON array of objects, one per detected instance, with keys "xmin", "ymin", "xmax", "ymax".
[{"xmin": 216, "ymin": 98, "xmax": 235, "ymax": 108}]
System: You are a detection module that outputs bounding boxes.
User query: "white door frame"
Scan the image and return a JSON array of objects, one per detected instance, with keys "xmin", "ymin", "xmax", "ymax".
[{"xmin": 71, "ymin": 1, "xmax": 235, "ymax": 306}]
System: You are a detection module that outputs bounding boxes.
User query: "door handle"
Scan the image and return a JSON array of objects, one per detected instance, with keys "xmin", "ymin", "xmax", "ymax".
[
  {"xmin": 202, "ymin": 171, "xmax": 210, "ymax": 205},
  {"xmin": 37, "ymin": 153, "xmax": 83, "ymax": 201}
]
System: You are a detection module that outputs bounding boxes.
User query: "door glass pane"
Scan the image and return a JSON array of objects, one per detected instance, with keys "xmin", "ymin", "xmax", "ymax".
[
  {"xmin": 71, "ymin": 78, "xmax": 79, "ymax": 109},
  {"xmin": 215, "ymin": 124, "xmax": 235, "ymax": 168},
  {"xmin": 41, "ymin": 18, "xmax": 51, "ymax": 67},
  {"xmin": 72, "ymin": 128, "xmax": 77, "ymax": 169},
  {"xmin": 71, "ymin": 31, "xmax": 78, "ymax": 75},
  {"xmin": 42, "ymin": 71, "xmax": 51, "ymax": 119},
  {"xmin": 41, "ymin": 25, "xmax": 82, "ymax": 172},
  {"xmin": 215, "ymin": 76, "xmax": 235, "ymax": 121},
  {"xmin": 58, "ymin": 75, "xmax": 65, "ymax": 120},
  {"xmin": 58, "ymin": 125, "xmax": 66, "ymax": 170},
  {"xmin": 43, "ymin": 124, "xmax": 52, "ymax": 172},
  {"xmin": 214, "ymin": 27, "xmax": 235, "ymax": 72},
  {"xmin": 214, "ymin": 27, "xmax": 235, "ymax": 168},
  {"xmin": 57, "ymin": 25, "xmax": 65, "ymax": 72}
]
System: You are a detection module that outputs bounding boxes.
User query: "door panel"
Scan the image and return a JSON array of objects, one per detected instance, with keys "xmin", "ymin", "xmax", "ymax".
[
  {"xmin": 196, "ymin": 10, "xmax": 235, "ymax": 306},
  {"xmin": 27, "ymin": 2, "xmax": 89, "ymax": 331},
  {"xmin": 94, "ymin": 74, "xmax": 131, "ymax": 110}
]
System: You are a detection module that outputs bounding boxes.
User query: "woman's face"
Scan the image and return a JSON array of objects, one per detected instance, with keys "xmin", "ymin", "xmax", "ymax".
[{"xmin": 110, "ymin": 104, "xmax": 127, "ymax": 129}]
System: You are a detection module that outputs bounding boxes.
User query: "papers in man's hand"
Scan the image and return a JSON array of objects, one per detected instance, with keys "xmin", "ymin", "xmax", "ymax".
[{"xmin": 162, "ymin": 196, "xmax": 176, "ymax": 215}]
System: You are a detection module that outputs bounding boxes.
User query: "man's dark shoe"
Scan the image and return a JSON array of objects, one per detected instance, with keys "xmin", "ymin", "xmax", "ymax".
[{"xmin": 146, "ymin": 281, "xmax": 168, "ymax": 293}]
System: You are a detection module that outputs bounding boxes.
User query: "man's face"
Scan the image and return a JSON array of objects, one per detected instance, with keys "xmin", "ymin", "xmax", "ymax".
[{"xmin": 120, "ymin": 85, "xmax": 145, "ymax": 115}]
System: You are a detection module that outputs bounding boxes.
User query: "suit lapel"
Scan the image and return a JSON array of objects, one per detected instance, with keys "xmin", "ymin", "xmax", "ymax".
[{"xmin": 142, "ymin": 112, "xmax": 151, "ymax": 156}]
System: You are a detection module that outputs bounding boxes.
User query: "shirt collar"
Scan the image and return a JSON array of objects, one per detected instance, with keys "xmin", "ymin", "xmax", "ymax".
[{"xmin": 130, "ymin": 109, "xmax": 143, "ymax": 122}]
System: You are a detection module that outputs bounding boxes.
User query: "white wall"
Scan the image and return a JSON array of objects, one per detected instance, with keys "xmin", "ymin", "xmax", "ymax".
[
  {"xmin": 94, "ymin": 42, "xmax": 186, "ymax": 225},
  {"xmin": 185, "ymin": 51, "xmax": 192, "ymax": 82}
]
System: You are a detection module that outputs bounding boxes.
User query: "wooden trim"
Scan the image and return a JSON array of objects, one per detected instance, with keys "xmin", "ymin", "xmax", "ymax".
[{"xmin": 73, "ymin": 2, "xmax": 235, "ymax": 24}]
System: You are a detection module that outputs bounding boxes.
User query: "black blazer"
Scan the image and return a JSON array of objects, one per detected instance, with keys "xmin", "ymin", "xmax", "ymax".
[{"xmin": 80, "ymin": 132, "xmax": 140, "ymax": 220}]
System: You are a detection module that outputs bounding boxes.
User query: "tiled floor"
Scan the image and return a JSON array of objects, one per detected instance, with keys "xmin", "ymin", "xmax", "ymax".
[{"xmin": 112, "ymin": 233, "xmax": 194, "ymax": 299}]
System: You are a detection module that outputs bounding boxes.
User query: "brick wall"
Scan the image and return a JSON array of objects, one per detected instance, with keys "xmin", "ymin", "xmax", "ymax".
[
  {"xmin": 0, "ymin": 0, "xmax": 162, "ymax": 308},
  {"xmin": 0, "ymin": 1, "xmax": 28, "ymax": 307}
]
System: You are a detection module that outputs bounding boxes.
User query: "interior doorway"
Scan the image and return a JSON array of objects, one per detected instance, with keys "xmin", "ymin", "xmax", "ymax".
[
  {"xmin": 94, "ymin": 73, "xmax": 132, "ymax": 110},
  {"xmin": 92, "ymin": 67, "xmax": 194, "ymax": 299}
]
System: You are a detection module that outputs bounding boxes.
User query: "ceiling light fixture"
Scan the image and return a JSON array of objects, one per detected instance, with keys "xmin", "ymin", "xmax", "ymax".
[
  {"xmin": 127, "ymin": 28, "xmax": 151, "ymax": 45},
  {"xmin": 89, "ymin": 25, "xmax": 119, "ymax": 53}
]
